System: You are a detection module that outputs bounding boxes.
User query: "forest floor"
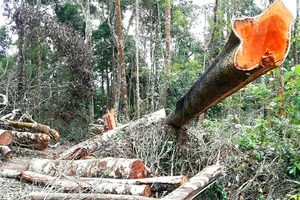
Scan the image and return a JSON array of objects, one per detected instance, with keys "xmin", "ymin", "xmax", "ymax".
[{"xmin": 0, "ymin": 144, "xmax": 72, "ymax": 200}]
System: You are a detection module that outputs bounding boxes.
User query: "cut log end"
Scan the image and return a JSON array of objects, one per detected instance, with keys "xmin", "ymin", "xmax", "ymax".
[
  {"xmin": 129, "ymin": 160, "xmax": 147, "ymax": 179},
  {"xmin": 0, "ymin": 130, "xmax": 12, "ymax": 145},
  {"xmin": 233, "ymin": 0, "xmax": 294, "ymax": 71}
]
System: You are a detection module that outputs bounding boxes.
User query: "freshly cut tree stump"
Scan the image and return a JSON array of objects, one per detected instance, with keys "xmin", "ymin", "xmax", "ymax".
[
  {"xmin": 59, "ymin": 109, "xmax": 166, "ymax": 160},
  {"xmin": 29, "ymin": 192, "xmax": 156, "ymax": 200},
  {"xmin": 26, "ymin": 157, "xmax": 147, "ymax": 178},
  {"xmin": 164, "ymin": 0, "xmax": 294, "ymax": 129},
  {"xmin": 12, "ymin": 131, "xmax": 50, "ymax": 151},
  {"xmin": 0, "ymin": 145, "xmax": 13, "ymax": 159},
  {"xmin": 161, "ymin": 164, "xmax": 224, "ymax": 199},
  {"xmin": 0, "ymin": 129, "xmax": 12, "ymax": 145}
]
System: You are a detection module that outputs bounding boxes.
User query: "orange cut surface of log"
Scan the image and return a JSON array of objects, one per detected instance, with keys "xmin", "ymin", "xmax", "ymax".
[
  {"xmin": 0, "ymin": 130, "xmax": 12, "ymax": 145},
  {"xmin": 233, "ymin": 0, "xmax": 294, "ymax": 70}
]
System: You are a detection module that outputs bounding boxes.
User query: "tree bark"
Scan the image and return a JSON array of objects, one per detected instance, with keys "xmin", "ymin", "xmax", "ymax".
[
  {"xmin": 59, "ymin": 109, "xmax": 166, "ymax": 160},
  {"xmin": 116, "ymin": 0, "xmax": 129, "ymax": 122},
  {"xmin": 2, "ymin": 169, "xmax": 151, "ymax": 196},
  {"xmin": 161, "ymin": 164, "xmax": 223, "ymax": 200},
  {"xmin": 6, "ymin": 121, "xmax": 59, "ymax": 140},
  {"xmin": 2, "ymin": 169, "xmax": 186, "ymax": 194},
  {"xmin": 0, "ymin": 129, "xmax": 12, "ymax": 145},
  {"xmin": 0, "ymin": 145, "xmax": 13, "ymax": 159},
  {"xmin": 165, "ymin": 0, "xmax": 171, "ymax": 74},
  {"xmin": 11, "ymin": 131, "xmax": 50, "ymax": 151},
  {"xmin": 164, "ymin": 0, "xmax": 294, "ymax": 129},
  {"xmin": 135, "ymin": 0, "xmax": 141, "ymax": 119},
  {"xmin": 23, "ymin": 157, "xmax": 147, "ymax": 179},
  {"xmin": 29, "ymin": 192, "xmax": 156, "ymax": 200}
]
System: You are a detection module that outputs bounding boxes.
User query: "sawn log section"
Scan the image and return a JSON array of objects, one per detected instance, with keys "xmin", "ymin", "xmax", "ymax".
[{"xmin": 164, "ymin": 0, "xmax": 294, "ymax": 128}]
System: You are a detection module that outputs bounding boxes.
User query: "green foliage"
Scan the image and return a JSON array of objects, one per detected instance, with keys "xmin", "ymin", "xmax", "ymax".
[{"xmin": 54, "ymin": 2, "xmax": 85, "ymax": 35}]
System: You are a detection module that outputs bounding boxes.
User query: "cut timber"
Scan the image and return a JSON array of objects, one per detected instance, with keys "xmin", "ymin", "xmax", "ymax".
[
  {"xmin": 12, "ymin": 131, "xmax": 50, "ymax": 151},
  {"xmin": 26, "ymin": 157, "xmax": 147, "ymax": 178},
  {"xmin": 60, "ymin": 109, "xmax": 166, "ymax": 160},
  {"xmin": 6, "ymin": 120, "xmax": 59, "ymax": 140},
  {"xmin": 161, "ymin": 164, "xmax": 224, "ymax": 200},
  {"xmin": 1, "ymin": 169, "xmax": 151, "ymax": 196},
  {"xmin": 0, "ymin": 129, "xmax": 12, "ymax": 145},
  {"xmin": 164, "ymin": 0, "xmax": 294, "ymax": 129},
  {"xmin": 1, "ymin": 169, "xmax": 186, "ymax": 194},
  {"xmin": 29, "ymin": 193, "xmax": 156, "ymax": 200},
  {"xmin": 0, "ymin": 145, "xmax": 13, "ymax": 158}
]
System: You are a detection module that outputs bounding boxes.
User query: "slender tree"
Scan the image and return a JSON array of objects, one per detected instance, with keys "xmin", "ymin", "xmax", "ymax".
[
  {"xmin": 116, "ymin": 0, "xmax": 129, "ymax": 121},
  {"xmin": 165, "ymin": 0, "xmax": 171, "ymax": 74},
  {"xmin": 135, "ymin": 0, "xmax": 140, "ymax": 119}
]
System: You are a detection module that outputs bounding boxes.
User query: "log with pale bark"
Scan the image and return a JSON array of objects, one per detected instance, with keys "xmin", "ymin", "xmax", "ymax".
[
  {"xmin": 164, "ymin": 0, "xmax": 294, "ymax": 129},
  {"xmin": 5, "ymin": 120, "xmax": 59, "ymax": 140},
  {"xmin": 1, "ymin": 169, "xmax": 151, "ymax": 196},
  {"xmin": 59, "ymin": 109, "xmax": 166, "ymax": 160},
  {"xmin": 12, "ymin": 131, "xmax": 50, "ymax": 151},
  {"xmin": 0, "ymin": 129, "xmax": 12, "ymax": 145},
  {"xmin": 29, "ymin": 192, "xmax": 156, "ymax": 200},
  {"xmin": 0, "ymin": 145, "xmax": 13, "ymax": 159},
  {"xmin": 1, "ymin": 169, "xmax": 187, "ymax": 194},
  {"xmin": 161, "ymin": 164, "xmax": 224, "ymax": 200},
  {"xmin": 7, "ymin": 157, "xmax": 147, "ymax": 179}
]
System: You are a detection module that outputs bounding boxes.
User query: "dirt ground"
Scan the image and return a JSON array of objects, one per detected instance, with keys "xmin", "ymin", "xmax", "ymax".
[{"xmin": 0, "ymin": 144, "xmax": 70, "ymax": 200}]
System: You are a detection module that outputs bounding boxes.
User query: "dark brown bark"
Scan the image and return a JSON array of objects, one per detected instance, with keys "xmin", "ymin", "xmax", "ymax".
[{"xmin": 164, "ymin": 1, "xmax": 294, "ymax": 129}]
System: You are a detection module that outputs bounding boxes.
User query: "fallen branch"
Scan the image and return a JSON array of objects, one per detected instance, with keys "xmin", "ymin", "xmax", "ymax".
[
  {"xmin": 59, "ymin": 109, "xmax": 166, "ymax": 160},
  {"xmin": 29, "ymin": 192, "xmax": 156, "ymax": 200},
  {"xmin": 161, "ymin": 164, "xmax": 224, "ymax": 200},
  {"xmin": 164, "ymin": 0, "xmax": 294, "ymax": 128}
]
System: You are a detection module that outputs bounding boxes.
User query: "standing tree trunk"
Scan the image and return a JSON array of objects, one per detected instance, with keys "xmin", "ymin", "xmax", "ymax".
[
  {"xmin": 135, "ymin": 0, "xmax": 140, "ymax": 119},
  {"xmin": 83, "ymin": 0, "xmax": 95, "ymax": 123},
  {"xmin": 116, "ymin": 0, "xmax": 129, "ymax": 122},
  {"xmin": 165, "ymin": 0, "xmax": 171, "ymax": 74},
  {"xmin": 164, "ymin": 1, "xmax": 294, "ymax": 129}
]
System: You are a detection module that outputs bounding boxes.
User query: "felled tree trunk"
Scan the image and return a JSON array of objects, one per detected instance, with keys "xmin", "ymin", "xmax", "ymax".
[
  {"xmin": 2, "ymin": 169, "xmax": 187, "ymax": 194},
  {"xmin": 0, "ymin": 145, "xmax": 13, "ymax": 159},
  {"xmin": 1, "ymin": 169, "xmax": 151, "ymax": 196},
  {"xmin": 29, "ymin": 193, "xmax": 156, "ymax": 200},
  {"xmin": 12, "ymin": 131, "xmax": 50, "ymax": 151},
  {"xmin": 6, "ymin": 121, "xmax": 59, "ymax": 140},
  {"xmin": 24, "ymin": 157, "xmax": 147, "ymax": 179},
  {"xmin": 161, "ymin": 164, "xmax": 223, "ymax": 199},
  {"xmin": 0, "ymin": 129, "xmax": 12, "ymax": 145},
  {"xmin": 164, "ymin": 0, "xmax": 294, "ymax": 128},
  {"xmin": 59, "ymin": 109, "xmax": 166, "ymax": 160}
]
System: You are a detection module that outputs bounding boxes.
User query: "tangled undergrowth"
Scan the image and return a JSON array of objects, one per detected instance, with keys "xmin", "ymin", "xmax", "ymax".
[{"xmin": 93, "ymin": 114, "xmax": 299, "ymax": 199}]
